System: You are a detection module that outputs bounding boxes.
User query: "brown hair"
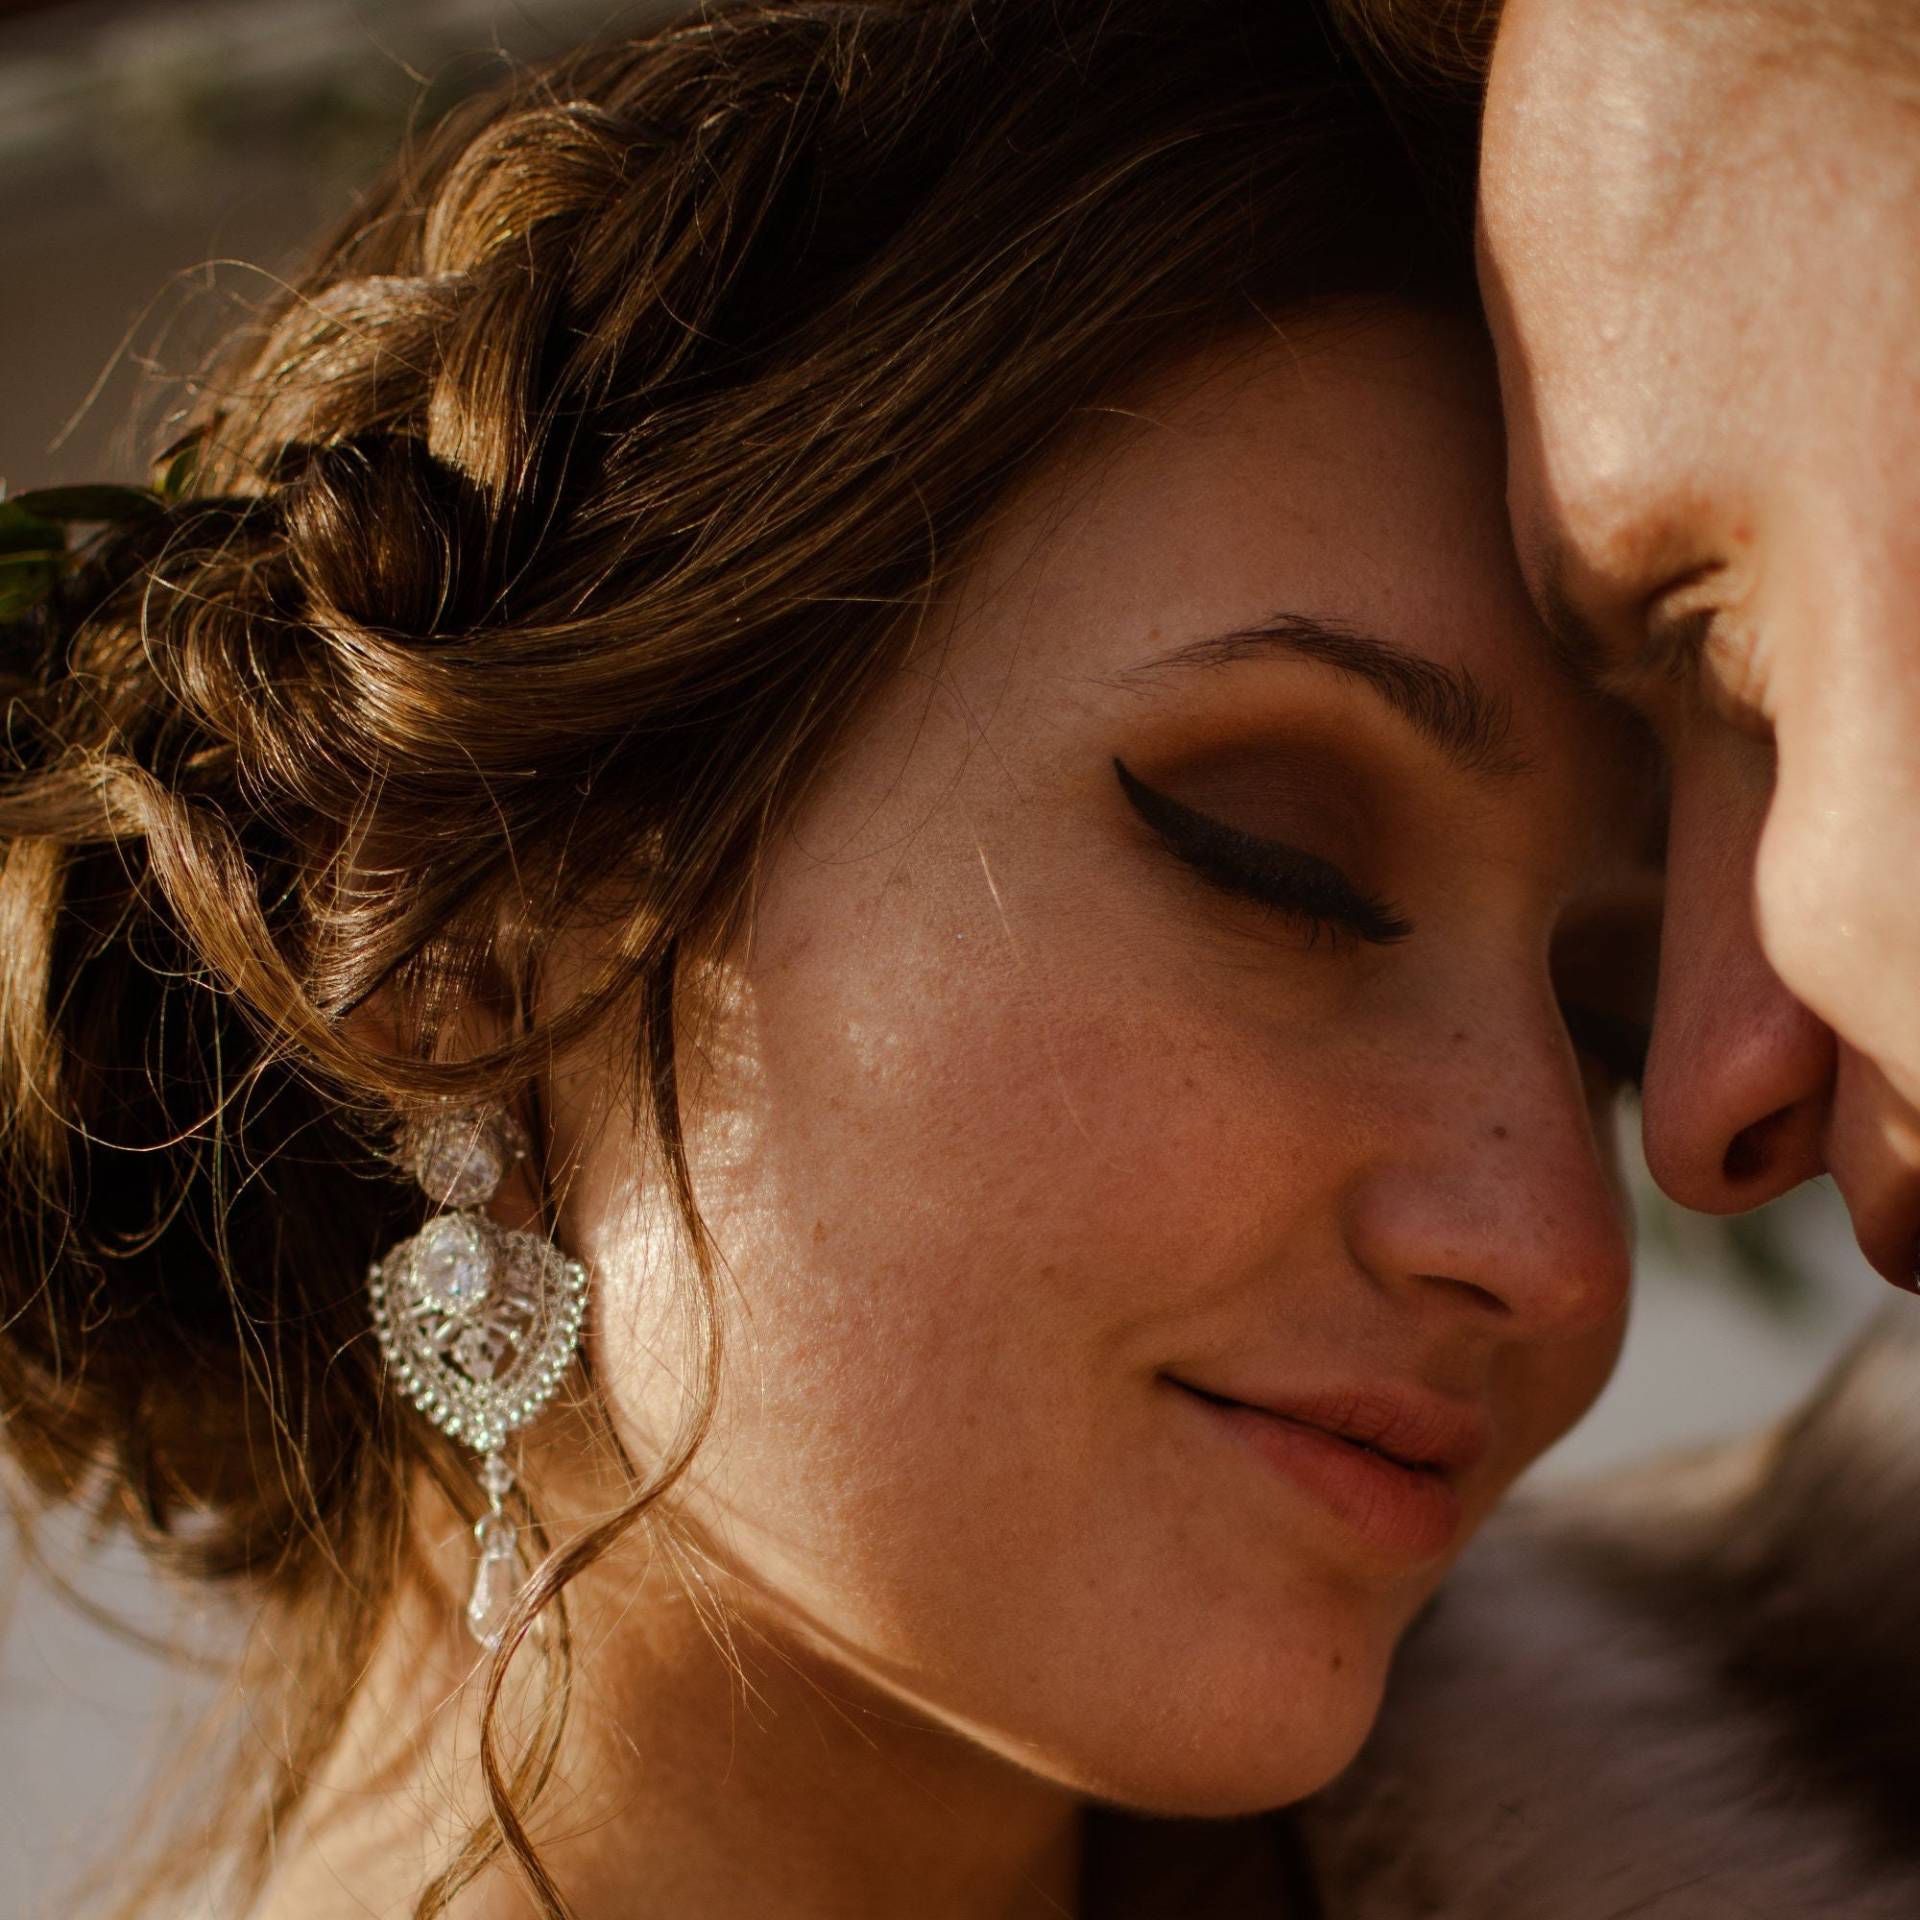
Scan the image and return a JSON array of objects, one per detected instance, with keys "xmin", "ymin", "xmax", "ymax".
[
  {"xmin": 1325, "ymin": 0, "xmax": 1501, "ymax": 89},
  {"xmin": 1321, "ymin": 0, "xmax": 1497, "ymax": 242},
  {"xmin": 0, "ymin": 2, "xmax": 1477, "ymax": 1912}
]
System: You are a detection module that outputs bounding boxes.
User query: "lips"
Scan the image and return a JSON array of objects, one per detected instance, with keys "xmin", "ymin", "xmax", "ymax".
[
  {"xmin": 1167, "ymin": 1372, "xmax": 1492, "ymax": 1563},
  {"xmin": 1824, "ymin": 1068, "xmax": 1920, "ymax": 1294},
  {"xmin": 1841, "ymin": 1166, "xmax": 1920, "ymax": 1297},
  {"xmin": 1171, "ymin": 1376, "xmax": 1492, "ymax": 1477}
]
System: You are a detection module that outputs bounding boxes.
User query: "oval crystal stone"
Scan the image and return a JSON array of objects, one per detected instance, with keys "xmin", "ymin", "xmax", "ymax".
[
  {"xmin": 406, "ymin": 1107, "xmax": 526, "ymax": 1210},
  {"xmin": 409, "ymin": 1213, "xmax": 493, "ymax": 1311}
]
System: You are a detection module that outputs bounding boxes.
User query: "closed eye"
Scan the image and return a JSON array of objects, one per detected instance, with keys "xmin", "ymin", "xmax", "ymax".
[{"xmin": 1113, "ymin": 757, "xmax": 1411, "ymax": 946}]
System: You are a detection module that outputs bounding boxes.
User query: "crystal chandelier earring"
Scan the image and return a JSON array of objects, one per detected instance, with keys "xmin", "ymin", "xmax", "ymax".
[{"xmin": 369, "ymin": 1103, "xmax": 588, "ymax": 1650}]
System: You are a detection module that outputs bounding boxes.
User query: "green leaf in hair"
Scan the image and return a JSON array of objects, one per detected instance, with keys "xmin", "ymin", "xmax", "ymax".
[
  {"xmin": 10, "ymin": 485, "xmax": 163, "ymax": 525},
  {"xmin": 0, "ymin": 557, "xmax": 64, "ymax": 621},
  {"xmin": 0, "ymin": 500, "xmax": 66, "ymax": 556},
  {"xmin": 156, "ymin": 433, "xmax": 204, "ymax": 505}
]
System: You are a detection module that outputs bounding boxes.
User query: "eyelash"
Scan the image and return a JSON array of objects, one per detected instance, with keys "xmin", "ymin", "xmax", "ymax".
[
  {"xmin": 1639, "ymin": 579, "xmax": 1720, "ymax": 687},
  {"xmin": 1112, "ymin": 758, "xmax": 1412, "ymax": 946}
]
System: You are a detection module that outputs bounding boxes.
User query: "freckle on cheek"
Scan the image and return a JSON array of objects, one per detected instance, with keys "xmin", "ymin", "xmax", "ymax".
[{"xmin": 1491, "ymin": 1124, "xmax": 1509, "ymax": 1141}]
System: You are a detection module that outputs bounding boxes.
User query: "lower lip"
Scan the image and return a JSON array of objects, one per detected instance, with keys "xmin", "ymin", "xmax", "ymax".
[{"xmin": 1180, "ymin": 1388, "xmax": 1465, "ymax": 1564}]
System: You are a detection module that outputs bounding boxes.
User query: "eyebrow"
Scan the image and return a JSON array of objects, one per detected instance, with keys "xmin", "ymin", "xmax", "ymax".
[
  {"xmin": 1528, "ymin": 536, "xmax": 1707, "ymax": 703},
  {"xmin": 1113, "ymin": 612, "xmax": 1526, "ymax": 780},
  {"xmin": 1529, "ymin": 538, "xmax": 1615, "ymax": 696}
]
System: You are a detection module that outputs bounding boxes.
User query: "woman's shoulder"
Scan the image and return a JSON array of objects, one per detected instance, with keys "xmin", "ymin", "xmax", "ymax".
[{"xmin": 1300, "ymin": 1305, "xmax": 1920, "ymax": 1918}]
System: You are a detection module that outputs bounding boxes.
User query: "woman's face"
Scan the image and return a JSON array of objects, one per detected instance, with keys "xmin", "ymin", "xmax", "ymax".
[{"xmin": 549, "ymin": 309, "xmax": 1659, "ymax": 1815}]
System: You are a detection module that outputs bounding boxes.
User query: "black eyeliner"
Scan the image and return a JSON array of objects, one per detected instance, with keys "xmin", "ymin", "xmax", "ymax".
[{"xmin": 1112, "ymin": 757, "xmax": 1411, "ymax": 945}]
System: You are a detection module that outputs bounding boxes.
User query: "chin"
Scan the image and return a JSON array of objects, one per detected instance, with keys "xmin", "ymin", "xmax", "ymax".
[{"xmin": 1014, "ymin": 1629, "xmax": 1400, "ymax": 1820}]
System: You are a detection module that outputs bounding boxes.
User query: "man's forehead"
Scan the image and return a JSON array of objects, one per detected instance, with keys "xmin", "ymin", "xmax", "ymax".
[
  {"xmin": 1485, "ymin": 0, "xmax": 1920, "ymax": 456},
  {"xmin": 1478, "ymin": 0, "xmax": 1920, "ymax": 699},
  {"xmin": 1486, "ymin": 0, "xmax": 1786, "ymax": 268},
  {"xmin": 1491, "ymin": 0, "xmax": 1920, "ymax": 224},
  {"xmin": 1481, "ymin": 0, "xmax": 1863, "ymax": 522}
]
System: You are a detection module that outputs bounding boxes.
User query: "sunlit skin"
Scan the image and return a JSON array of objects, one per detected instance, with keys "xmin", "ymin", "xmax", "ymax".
[
  {"xmin": 264, "ymin": 311, "xmax": 1657, "ymax": 1920},
  {"xmin": 1480, "ymin": 0, "xmax": 1920, "ymax": 1285}
]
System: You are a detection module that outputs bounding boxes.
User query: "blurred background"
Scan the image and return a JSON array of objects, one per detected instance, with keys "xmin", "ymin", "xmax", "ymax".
[{"xmin": 0, "ymin": 1, "xmax": 1895, "ymax": 1914}]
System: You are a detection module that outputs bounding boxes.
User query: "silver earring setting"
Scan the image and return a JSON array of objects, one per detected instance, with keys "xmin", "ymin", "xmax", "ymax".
[{"xmin": 369, "ymin": 1104, "xmax": 588, "ymax": 1649}]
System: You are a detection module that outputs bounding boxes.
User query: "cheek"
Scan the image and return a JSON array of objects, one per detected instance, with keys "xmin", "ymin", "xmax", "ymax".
[
  {"xmin": 691, "ymin": 910, "xmax": 1240, "ymax": 1514},
  {"xmin": 717, "ymin": 826, "xmax": 1323, "ymax": 1369}
]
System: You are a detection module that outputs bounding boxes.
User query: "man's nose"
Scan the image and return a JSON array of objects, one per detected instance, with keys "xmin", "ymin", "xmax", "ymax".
[
  {"xmin": 1640, "ymin": 738, "xmax": 1833, "ymax": 1213},
  {"xmin": 1736, "ymin": 508, "xmax": 1920, "ymax": 1287}
]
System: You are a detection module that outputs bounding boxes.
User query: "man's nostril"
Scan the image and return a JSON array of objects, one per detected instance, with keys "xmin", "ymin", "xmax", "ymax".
[
  {"xmin": 1721, "ymin": 1111, "xmax": 1784, "ymax": 1186},
  {"xmin": 1715, "ymin": 1094, "xmax": 1828, "ymax": 1197},
  {"xmin": 1417, "ymin": 1273, "xmax": 1511, "ymax": 1317}
]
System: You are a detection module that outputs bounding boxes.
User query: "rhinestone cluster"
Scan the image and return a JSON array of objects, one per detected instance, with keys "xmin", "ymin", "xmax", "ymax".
[{"xmin": 370, "ymin": 1215, "xmax": 588, "ymax": 1456}]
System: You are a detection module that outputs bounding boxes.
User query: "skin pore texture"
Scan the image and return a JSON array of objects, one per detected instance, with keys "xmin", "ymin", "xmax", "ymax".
[
  {"xmin": 259, "ymin": 311, "xmax": 1658, "ymax": 1920},
  {"xmin": 1479, "ymin": 0, "xmax": 1920, "ymax": 1284}
]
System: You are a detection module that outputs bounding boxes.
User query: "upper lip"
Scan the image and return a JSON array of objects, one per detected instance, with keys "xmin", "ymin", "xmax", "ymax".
[
  {"xmin": 1823, "ymin": 1055, "xmax": 1920, "ymax": 1293},
  {"xmin": 1170, "ymin": 1374, "xmax": 1494, "ymax": 1479},
  {"xmin": 1836, "ymin": 1165, "xmax": 1920, "ymax": 1295}
]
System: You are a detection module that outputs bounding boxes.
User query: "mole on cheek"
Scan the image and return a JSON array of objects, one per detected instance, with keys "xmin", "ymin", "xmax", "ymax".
[{"xmin": 1491, "ymin": 1124, "xmax": 1509, "ymax": 1141}]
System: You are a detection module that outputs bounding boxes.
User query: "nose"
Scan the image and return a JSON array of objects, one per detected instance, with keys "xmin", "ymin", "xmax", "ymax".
[
  {"xmin": 1639, "ymin": 738, "xmax": 1833, "ymax": 1214},
  {"xmin": 1343, "ymin": 1003, "xmax": 1633, "ymax": 1342},
  {"xmin": 1730, "ymin": 505, "xmax": 1920, "ymax": 1286}
]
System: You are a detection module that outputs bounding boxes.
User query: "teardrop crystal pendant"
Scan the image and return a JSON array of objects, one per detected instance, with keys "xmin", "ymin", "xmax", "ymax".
[{"xmin": 466, "ymin": 1456, "xmax": 524, "ymax": 1650}]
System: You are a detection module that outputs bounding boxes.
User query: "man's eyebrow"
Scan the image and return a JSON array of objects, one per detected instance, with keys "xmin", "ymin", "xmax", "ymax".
[
  {"xmin": 1528, "ymin": 534, "xmax": 1707, "ymax": 702},
  {"xmin": 1529, "ymin": 539, "xmax": 1614, "ymax": 697},
  {"xmin": 1112, "ymin": 612, "xmax": 1525, "ymax": 780}
]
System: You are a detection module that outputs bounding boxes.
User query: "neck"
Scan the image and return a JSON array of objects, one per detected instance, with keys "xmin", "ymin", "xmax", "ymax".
[{"xmin": 254, "ymin": 1515, "xmax": 1085, "ymax": 1920}]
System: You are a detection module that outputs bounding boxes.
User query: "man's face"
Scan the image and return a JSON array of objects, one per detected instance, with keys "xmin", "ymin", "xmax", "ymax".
[{"xmin": 1480, "ymin": 0, "xmax": 1920, "ymax": 1287}]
